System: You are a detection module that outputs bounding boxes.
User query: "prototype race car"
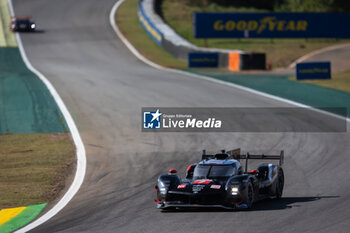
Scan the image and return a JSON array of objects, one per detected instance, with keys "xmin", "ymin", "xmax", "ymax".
[
  {"xmin": 154, "ymin": 148, "xmax": 284, "ymax": 210},
  {"xmin": 9, "ymin": 17, "xmax": 36, "ymax": 32}
]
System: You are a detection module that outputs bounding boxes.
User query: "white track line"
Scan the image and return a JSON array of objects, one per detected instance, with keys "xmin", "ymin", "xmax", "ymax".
[
  {"xmin": 110, "ymin": 0, "xmax": 349, "ymax": 123},
  {"xmin": 7, "ymin": 1, "xmax": 87, "ymax": 232}
]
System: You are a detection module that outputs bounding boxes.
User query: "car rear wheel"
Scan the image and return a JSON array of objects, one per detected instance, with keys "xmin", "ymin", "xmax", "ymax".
[{"xmin": 276, "ymin": 169, "xmax": 284, "ymax": 199}]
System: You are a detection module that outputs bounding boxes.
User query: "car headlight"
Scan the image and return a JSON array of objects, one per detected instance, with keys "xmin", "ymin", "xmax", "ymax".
[
  {"xmin": 231, "ymin": 186, "xmax": 239, "ymax": 195},
  {"xmin": 31, "ymin": 24, "xmax": 36, "ymax": 29},
  {"xmin": 158, "ymin": 181, "xmax": 169, "ymax": 194}
]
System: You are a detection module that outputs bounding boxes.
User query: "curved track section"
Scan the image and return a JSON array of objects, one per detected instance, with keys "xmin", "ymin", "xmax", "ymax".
[
  {"xmin": 290, "ymin": 43, "xmax": 350, "ymax": 73},
  {"xmin": 13, "ymin": 0, "xmax": 350, "ymax": 232}
]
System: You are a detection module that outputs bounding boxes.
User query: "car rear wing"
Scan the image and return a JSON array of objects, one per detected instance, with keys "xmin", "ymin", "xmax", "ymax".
[
  {"xmin": 234, "ymin": 151, "xmax": 284, "ymax": 172},
  {"xmin": 202, "ymin": 148, "xmax": 284, "ymax": 172}
]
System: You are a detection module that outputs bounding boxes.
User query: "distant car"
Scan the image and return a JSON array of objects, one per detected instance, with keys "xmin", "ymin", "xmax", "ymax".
[
  {"xmin": 10, "ymin": 17, "xmax": 36, "ymax": 32},
  {"xmin": 154, "ymin": 148, "xmax": 284, "ymax": 210}
]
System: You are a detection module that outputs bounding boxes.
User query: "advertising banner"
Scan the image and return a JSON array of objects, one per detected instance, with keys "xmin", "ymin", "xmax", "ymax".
[
  {"xmin": 296, "ymin": 62, "xmax": 331, "ymax": 80},
  {"xmin": 188, "ymin": 53, "xmax": 219, "ymax": 67},
  {"xmin": 193, "ymin": 12, "xmax": 350, "ymax": 38}
]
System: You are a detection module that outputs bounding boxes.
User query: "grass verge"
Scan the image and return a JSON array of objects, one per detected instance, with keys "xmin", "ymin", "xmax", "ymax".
[
  {"xmin": 186, "ymin": 69, "xmax": 350, "ymax": 117},
  {"xmin": 116, "ymin": 0, "xmax": 186, "ymax": 69},
  {"xmin": 162, "ymin": 0, "xmax": 350, "ymax": 68},
  {"xmin": 0, "ymin": 133, "xmax": 75, "ymax": 209}
]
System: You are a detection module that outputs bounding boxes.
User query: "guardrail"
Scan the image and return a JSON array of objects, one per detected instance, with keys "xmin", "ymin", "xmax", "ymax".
[
  {"xmin": 137, "ymin": 0, "xmax": 265, "ymax": 70},
  {"xmin": 138, "ymin": 0, "xmax": 163, "ymax": 45}
]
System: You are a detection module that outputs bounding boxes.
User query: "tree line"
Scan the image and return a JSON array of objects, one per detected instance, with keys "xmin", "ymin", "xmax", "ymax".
[{"xmin": 185, "ymin": 0, "xmax": 350, "ymax": 12}]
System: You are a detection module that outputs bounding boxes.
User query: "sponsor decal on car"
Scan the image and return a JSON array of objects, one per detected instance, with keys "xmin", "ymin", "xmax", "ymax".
[
  {"xmin": 193, "ymin": 180, "xmax": 212, "ymax": 184},
  {"xmin": 177, "ymin": 184, "xmax": 186, "ymax": 189},
  {"xmin": 210, "ymin": 185, "xmax": 221, "ymax": 189},
  {"xmin": 192, "ymin": 185, "xmax": 205, "ymax": 193}
]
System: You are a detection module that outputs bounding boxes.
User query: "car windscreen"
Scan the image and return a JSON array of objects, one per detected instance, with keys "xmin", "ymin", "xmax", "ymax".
[
  {"xmin": 193, "ymin": 164, "xmax": 236, "ymax": 179},
  {"xmin": 16, "ymin": 20, "xmax": 30, "ymax": 25}
]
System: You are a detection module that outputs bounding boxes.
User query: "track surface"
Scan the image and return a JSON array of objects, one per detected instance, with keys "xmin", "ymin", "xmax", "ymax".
[
  {"xmin": 299, "ymin": 43, "xmax": 350, "ymax": 73},
  {"xmin": 13, "ymin": 0, "xmax": 350, "ymax": 232}
]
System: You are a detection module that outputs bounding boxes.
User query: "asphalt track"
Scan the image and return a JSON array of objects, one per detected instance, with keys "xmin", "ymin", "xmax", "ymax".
[
  {"xmin": 291, "ymin": 43, "xmax": 350, "ymax": 73},
  {"xmin": 13, "ymin": 0, "xmax": 350, "ymax": 232}
]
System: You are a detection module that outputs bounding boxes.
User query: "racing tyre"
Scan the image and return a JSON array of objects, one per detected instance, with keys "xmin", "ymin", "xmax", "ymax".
[
  {"xmin": 276, "ymin": 169, "xmax": 284, "ymax": 199},
  {"xmin": 246, "ymin": 181, "xmax": 254, "ymax": 209}
]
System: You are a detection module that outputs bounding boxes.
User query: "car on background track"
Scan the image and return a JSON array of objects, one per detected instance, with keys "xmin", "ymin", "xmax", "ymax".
[
  {"xmin": 10, "ymin": 16, "xmax": 36, "ymax": 32},
  {"xmin": 154, "ymin": 148, "xmax": 284, "ymax": 210}
]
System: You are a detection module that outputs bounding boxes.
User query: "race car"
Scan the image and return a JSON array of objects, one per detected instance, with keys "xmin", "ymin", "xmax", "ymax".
[
  {"xmin": 154, "ymin": 148, "xmax": 284, "ymax": 210},
  {"xmin": 9, "ymin": 17, "xmax": 36, "ymax": 32}
]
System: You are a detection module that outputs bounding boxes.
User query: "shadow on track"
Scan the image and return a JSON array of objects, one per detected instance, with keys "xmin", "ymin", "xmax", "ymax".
[
  {"xmin": 18, "ymin": 29, "xmax": 45, "ymax": 33},
  {"xmin": 160, "ymin": 196, "xmax": 339, "ymax": 213},
  {"xmin": 254, "ymin": 196, "xmax": 339, "ymax": 211}
]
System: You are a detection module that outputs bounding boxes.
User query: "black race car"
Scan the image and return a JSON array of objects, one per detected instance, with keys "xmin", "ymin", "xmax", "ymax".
[
  {"xmin": 154, "ymin": 148, "xmax": 284, "ymax": 210},
  {"xmin": 10, "ymin": 17, "xmax": 36, "ymax": 32}
]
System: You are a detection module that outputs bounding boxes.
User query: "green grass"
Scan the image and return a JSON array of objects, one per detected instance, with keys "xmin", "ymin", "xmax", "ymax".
[
  {"xmin": 116, "ymin": 0, "xmax": 186, "ymax": 69},
  {"xmin": 293, "ymin": 70, "xmax": 350, "ymax": 94},
  {"xmin": 162, "ymin": 0, "xmax": 350, "ymax": 68},
  {"xmin": 0, "ymin": 133, "xmax": 75, "ymax": 209}
]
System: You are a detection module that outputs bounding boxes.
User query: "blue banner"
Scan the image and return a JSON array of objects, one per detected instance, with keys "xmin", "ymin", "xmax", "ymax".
[
  {"xmin": 188, "ymin": 53, "xmax": 219, "ymax": 67},
  {"xmin": 193, "ymin": 12, "xmax": 350, "ymax": 38},
  {"xmin": 296, "ymin": 62, "xmax": 331, "ymax": 80}
]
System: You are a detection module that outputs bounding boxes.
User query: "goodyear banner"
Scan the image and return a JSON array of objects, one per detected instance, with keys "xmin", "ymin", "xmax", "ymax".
[
  {"xmin": 296, "ymin": 62, "xmax": 331, "ymax": 80},
  {"xmin": 193, "ymin": 12, "xmax": 350, "ymax": 38},
  {"xmin": 188, "ymin": 52, "xmax": 219, "ymax": 67}
]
